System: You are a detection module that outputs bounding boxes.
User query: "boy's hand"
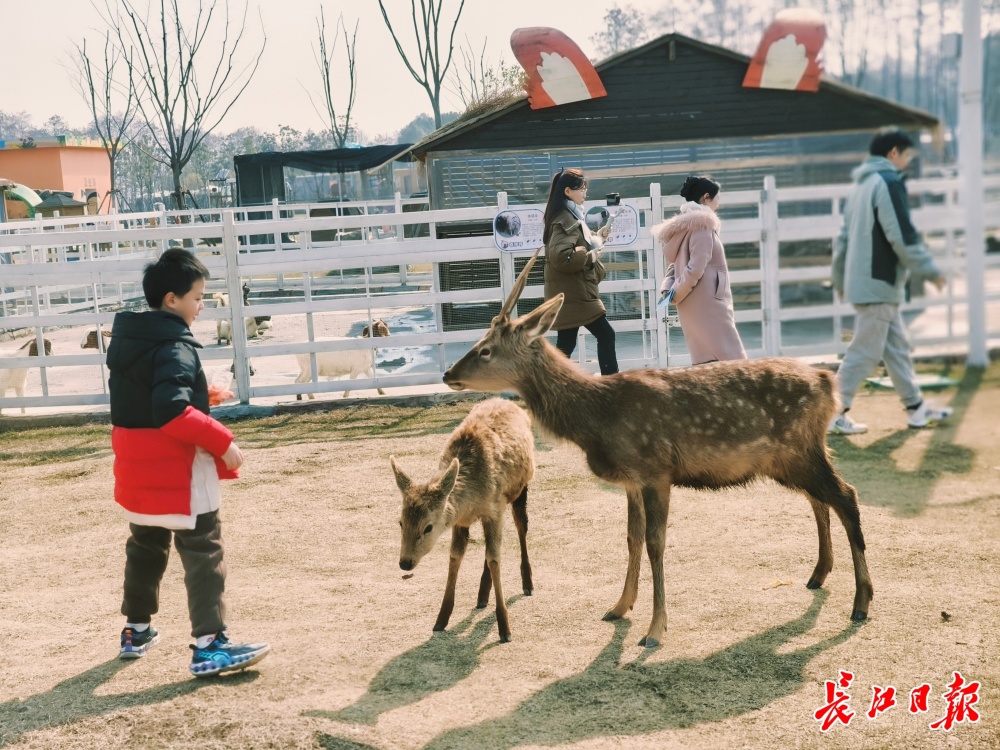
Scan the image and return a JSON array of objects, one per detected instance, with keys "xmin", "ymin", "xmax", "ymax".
[
  {"xmin": 221, "ymin": 442, "xmax": 244, "ymax": 470},
  {"xmin": 931, "ymin": 275, "xmax": 946, "ymax": 292}
]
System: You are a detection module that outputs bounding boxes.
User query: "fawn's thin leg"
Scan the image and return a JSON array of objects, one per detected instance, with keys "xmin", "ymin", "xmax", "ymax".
[
  {"xmin": 639, "ymin": 482, "xmax": 671, "ymax": 648},
  {"xmin": 434, "ymin": 525, "xmax": 470, "ymax": 632},
  {"xmin": 805, "ymin": 496, "xmax": 834, "ymax": 589},
  {"xmin": 510, "ymin": 486, "xmax": 533, "ymax": 596},
  {"xmin": 477, "ymin": 559, "xmax": 491, "ymax": 608},
  {"xmin": 604, "ymin": 487, "xmax": 645, "ymax": 621},
  {"xmin": 482, "ymin": 517, "xmax": 511, "ymax": 643}
]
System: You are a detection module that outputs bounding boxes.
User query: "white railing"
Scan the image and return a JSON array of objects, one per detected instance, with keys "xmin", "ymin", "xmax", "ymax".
[{"xmin": 1, "ymin": 177, "xmax": 998, "ymax": 415}]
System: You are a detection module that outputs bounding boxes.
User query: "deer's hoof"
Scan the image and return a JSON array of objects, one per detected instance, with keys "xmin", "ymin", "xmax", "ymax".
[
  {"xmin": 851, "ymin": 609, "xmax": 868, "ymax": 622},
  {"xmin": 432, "ymin": 624, "xmax": 447, "ymax": 632},
  {"xmin": 523, "ymin": 588, "xmax": 532, "ymax": 596},
  {"xmin": 602, "ymin": 611, "xmax": 623, "ymax": 622},
  {"xmin": 499, "ymin": 633, "xmax": 511, "ymax": 644},
  {"xmin": 638, "ymin": 635, "xmax": 661, "ymax": 649},
  {"xmin": 806, "ymin": 579, "xmax": 823, "ymax": 590},
  {"xmin": 476, "ymin": 601, "xmax": 488, "ymax": 609}
]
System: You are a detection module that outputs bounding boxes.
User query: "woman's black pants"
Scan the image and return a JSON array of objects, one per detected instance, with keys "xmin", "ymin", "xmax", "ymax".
[{"xmin": 555, "ymin": 314, "xmax": 619, "ymax": 375}]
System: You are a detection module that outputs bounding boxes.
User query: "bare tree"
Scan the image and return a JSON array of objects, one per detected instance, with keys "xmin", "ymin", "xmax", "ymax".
[
  {"xmin": 450, "ymin": 38, "xmax": 525, "ymax": 117},
  {"xmin": 98, "ymin": 0, "xmax": 265, "ymax": 209},
  {"xmin": 822, "ymin": 0, "xmax": 875, "ymax": 88},
  {"xmin": 591, "ymin": 4, "xmax": 648, "ymax": 58},
  {"xmin": 310, "ymin": 8, "xmax": 358, "ymax": 149},
  {"xmin": 377, "ymin": 0, "xmax": 467, "ymax": 128},
  {"xmin": 118, "ymin": 125, "xmax": 169, "ymax": 211},
  {"xmin": 72, "ymin": 33, "xmax": 140, "ymax": 212},
  {"xmin": 0, "ymin": 110, "xmax": 35, "ymax": 138}
]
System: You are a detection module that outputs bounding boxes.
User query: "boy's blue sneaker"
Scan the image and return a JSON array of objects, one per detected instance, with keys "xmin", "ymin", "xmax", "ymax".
[
  {"xmin": 119, "ymin": 626, "xmax": 160, "ymax": 659},
  {"xmin": 189, "ymin": 630, "xmax": 270, "ymax": 677}
]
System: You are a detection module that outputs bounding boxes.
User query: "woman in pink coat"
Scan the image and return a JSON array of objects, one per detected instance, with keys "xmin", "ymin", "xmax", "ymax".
[{"xmin": 652, "ymin": 176, "xmax": 747, "ymax": 364}]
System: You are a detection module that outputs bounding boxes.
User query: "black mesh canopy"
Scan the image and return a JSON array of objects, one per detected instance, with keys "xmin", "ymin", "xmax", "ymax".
[
  {"xmin": 233, "ymin": 144, "xmax": 415, "ymax": 206},
  {"xmin": 234, "ymin": 144, "xmax": 413, "ymax": 174}
]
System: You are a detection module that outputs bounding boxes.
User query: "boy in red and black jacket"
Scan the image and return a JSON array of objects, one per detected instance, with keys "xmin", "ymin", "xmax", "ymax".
[{"xmin": 107, "ymin": 248, "xmax": 269, "ymax": 677}]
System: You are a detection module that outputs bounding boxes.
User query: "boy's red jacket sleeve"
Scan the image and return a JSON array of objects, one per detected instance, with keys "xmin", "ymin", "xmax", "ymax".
[{"xmin": 159, "ymin": 405, "xmax": 239, "ymax": 479}]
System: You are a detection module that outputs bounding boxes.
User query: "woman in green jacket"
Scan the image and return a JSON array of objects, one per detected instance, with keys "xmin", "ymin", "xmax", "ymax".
[{"xmin": 542, "ymin": 168, "xmax": 619, "ymax": 375}]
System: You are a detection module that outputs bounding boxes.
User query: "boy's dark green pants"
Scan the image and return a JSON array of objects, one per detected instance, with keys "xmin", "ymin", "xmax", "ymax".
[{"xmin": 121, "ymin": 510, "xmax": 226, "ymax": 638}]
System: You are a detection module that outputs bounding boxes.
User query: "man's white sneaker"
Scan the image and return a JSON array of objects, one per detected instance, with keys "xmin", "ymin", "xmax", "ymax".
[
  {"xmin": 907, "ymin": 401, "xmax": 953, "ymax": 428},
  {"xmin": 828, "ymin": 412, "xmax": 868, "ymax": 435}
]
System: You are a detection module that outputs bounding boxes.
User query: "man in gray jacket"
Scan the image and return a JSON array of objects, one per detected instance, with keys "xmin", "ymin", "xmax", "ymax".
[{"xmin": 829, "ymin": 127, "xmax": 952, "ymax": 434}]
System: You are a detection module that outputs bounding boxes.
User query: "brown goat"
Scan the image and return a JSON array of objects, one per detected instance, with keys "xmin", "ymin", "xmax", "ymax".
[
  {"xmin": 442, "ymin": 250, "xmax": 873, "ymax": 648},
  {"xmin": 23, "ymin": 338, "xmax": 52, "ymax": 357},
  {"xmin": 80, "ymin": 329, "xmax": 112, "ymax": 350},
  {"xmin": 391, "ymin": 398, "xmax": 535, "ymax": 643}
]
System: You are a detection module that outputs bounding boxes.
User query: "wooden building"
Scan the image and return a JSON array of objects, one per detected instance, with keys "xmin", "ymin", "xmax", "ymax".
[{"xmin": 411, "ymin": 32, "xmax": 939, "ymax": 210}]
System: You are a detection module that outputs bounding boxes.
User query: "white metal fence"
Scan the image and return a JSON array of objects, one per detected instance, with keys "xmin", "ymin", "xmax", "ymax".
[{"xmin": 1, "ymin": 175, "xmax": 998, "ymax": 415}]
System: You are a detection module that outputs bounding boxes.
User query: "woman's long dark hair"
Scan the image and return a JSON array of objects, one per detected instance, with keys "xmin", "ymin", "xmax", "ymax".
[{"xmin": 542, "ymin": 168, "xmax": 586, "ymax": 243}]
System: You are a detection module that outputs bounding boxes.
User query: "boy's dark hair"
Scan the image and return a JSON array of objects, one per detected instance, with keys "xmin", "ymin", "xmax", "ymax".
[
  {"xmin": 869, "ymin": 127, "xmax": 915, "ymax": 157},
  {"xmin": 143, "ymin": 248, "xmax": 210, "ymax": 308}
]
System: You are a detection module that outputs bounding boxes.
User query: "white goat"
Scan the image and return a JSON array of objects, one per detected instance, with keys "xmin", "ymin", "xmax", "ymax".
[
  {"xmin": 0, "ymin": 338, "xmax": 52, "ymax": 415},
  {"xmin": 217, "ymin": 316, "xmax": 259, "ymax": 346},
  {"xmin": 295, "ymin": 320, "xmax": 390, "ymax": 399}
]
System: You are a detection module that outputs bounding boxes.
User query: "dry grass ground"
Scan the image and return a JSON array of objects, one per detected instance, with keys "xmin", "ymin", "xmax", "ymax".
[{"xmin": 1, "ymin": 362, "xmax": 998, "ymax": 750}]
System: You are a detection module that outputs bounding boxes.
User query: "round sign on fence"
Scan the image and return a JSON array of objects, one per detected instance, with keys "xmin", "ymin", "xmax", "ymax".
[{"xmin": 493, "ymin": 203, "xmax": 638, "ymax": 251}]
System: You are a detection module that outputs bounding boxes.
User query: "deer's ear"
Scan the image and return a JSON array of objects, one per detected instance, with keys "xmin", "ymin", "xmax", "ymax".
[
  {"xmin": 390, "ymin": 456, "xmax": 411, "ymax": 493},
  {"xmin": 436, "ymin": 457, "xmax": 460, "ymax": 498},
  {"xmin": 515, "ymin": 294, "xmax": 563, "ymax": 340}
]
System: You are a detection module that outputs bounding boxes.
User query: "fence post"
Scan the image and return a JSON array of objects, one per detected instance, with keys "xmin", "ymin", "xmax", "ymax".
[
  {"xmin": 155, "ymin": 203, "xmax": 167, "ymax": 256},
  {"xmin": 759, "ymin": 175, "xmax": 781, "ymax": 356},
  {"xmin": 960, "ymin": 0, "xmax": 988, "ymax": 367},
  {"xmin": 223, "ymin": 211, "xmax": 251, "ymax": 404},
  {"xmin": 649, "ymin": 182, "xmax": 668, "ymax": 368},
  {"xmin": 395, "ymin": 191, "xmax": 407, "ymax": 285},
  {"xmin": 495, "ymin": 192, "xmax": 515, "ymax": 318},
  {"xmin": 271, "ymin": 197, "xmax": 286, "ymax": 290}
]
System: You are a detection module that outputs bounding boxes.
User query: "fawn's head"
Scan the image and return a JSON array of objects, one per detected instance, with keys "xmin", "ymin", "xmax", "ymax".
[
  {"xmin": 443, "ymin": 250, "xmax": 562, "ymax": 393},
  {"xmin": 391, "ymin": 456, "xmax": 460, "ymax": 571}
]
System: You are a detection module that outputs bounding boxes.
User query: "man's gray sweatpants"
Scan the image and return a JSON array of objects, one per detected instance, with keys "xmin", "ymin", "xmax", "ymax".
[{"xmin": 836, "ymin": 302, "xmax": 922, "ymax": 410}]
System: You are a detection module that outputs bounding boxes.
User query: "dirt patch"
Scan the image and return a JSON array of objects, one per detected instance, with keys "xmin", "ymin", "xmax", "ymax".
[{"xmin": 1, "ymin": 363, "xmax": 998, "ymax": 749}]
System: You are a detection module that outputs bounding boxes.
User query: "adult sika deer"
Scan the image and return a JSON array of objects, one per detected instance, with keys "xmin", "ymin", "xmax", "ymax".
[
  {"xmin": 391, "ymin": 398, "xmax": 535, "ymax": 643},
  {"xmin": 442, "ymin": 250, "xmax": 873, "ymax": 648}
]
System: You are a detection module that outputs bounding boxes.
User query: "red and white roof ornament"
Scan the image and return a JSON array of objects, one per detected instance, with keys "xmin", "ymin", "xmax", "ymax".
[
  {"xmin": 510, "ymin": 27, "xmax": 607, "ymax": 110},
  {"xmin": 743, "ymin": 8, "xmax": 826, "ymax": 92}
]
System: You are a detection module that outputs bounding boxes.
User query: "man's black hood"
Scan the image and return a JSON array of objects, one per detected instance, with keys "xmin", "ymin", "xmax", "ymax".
[{"xmin": 107, "ymin": 310, "xmax": 201, "ymax": 373}]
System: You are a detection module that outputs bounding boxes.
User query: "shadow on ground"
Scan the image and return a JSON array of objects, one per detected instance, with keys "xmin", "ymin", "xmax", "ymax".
[
  {"xmin": 829, "ymin": 367, "xmax": 982, "ymax": 517},
  {"xmin": 317, "ymin": 591, "xmax": 854, "ymax": 750},
  {"xmin": 0, "ymin": 659, "xmax": 258, "ymax": 746},
  {"xmin": 306, "ymin": 605, "xmax": 503, "ymax": 727}
]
